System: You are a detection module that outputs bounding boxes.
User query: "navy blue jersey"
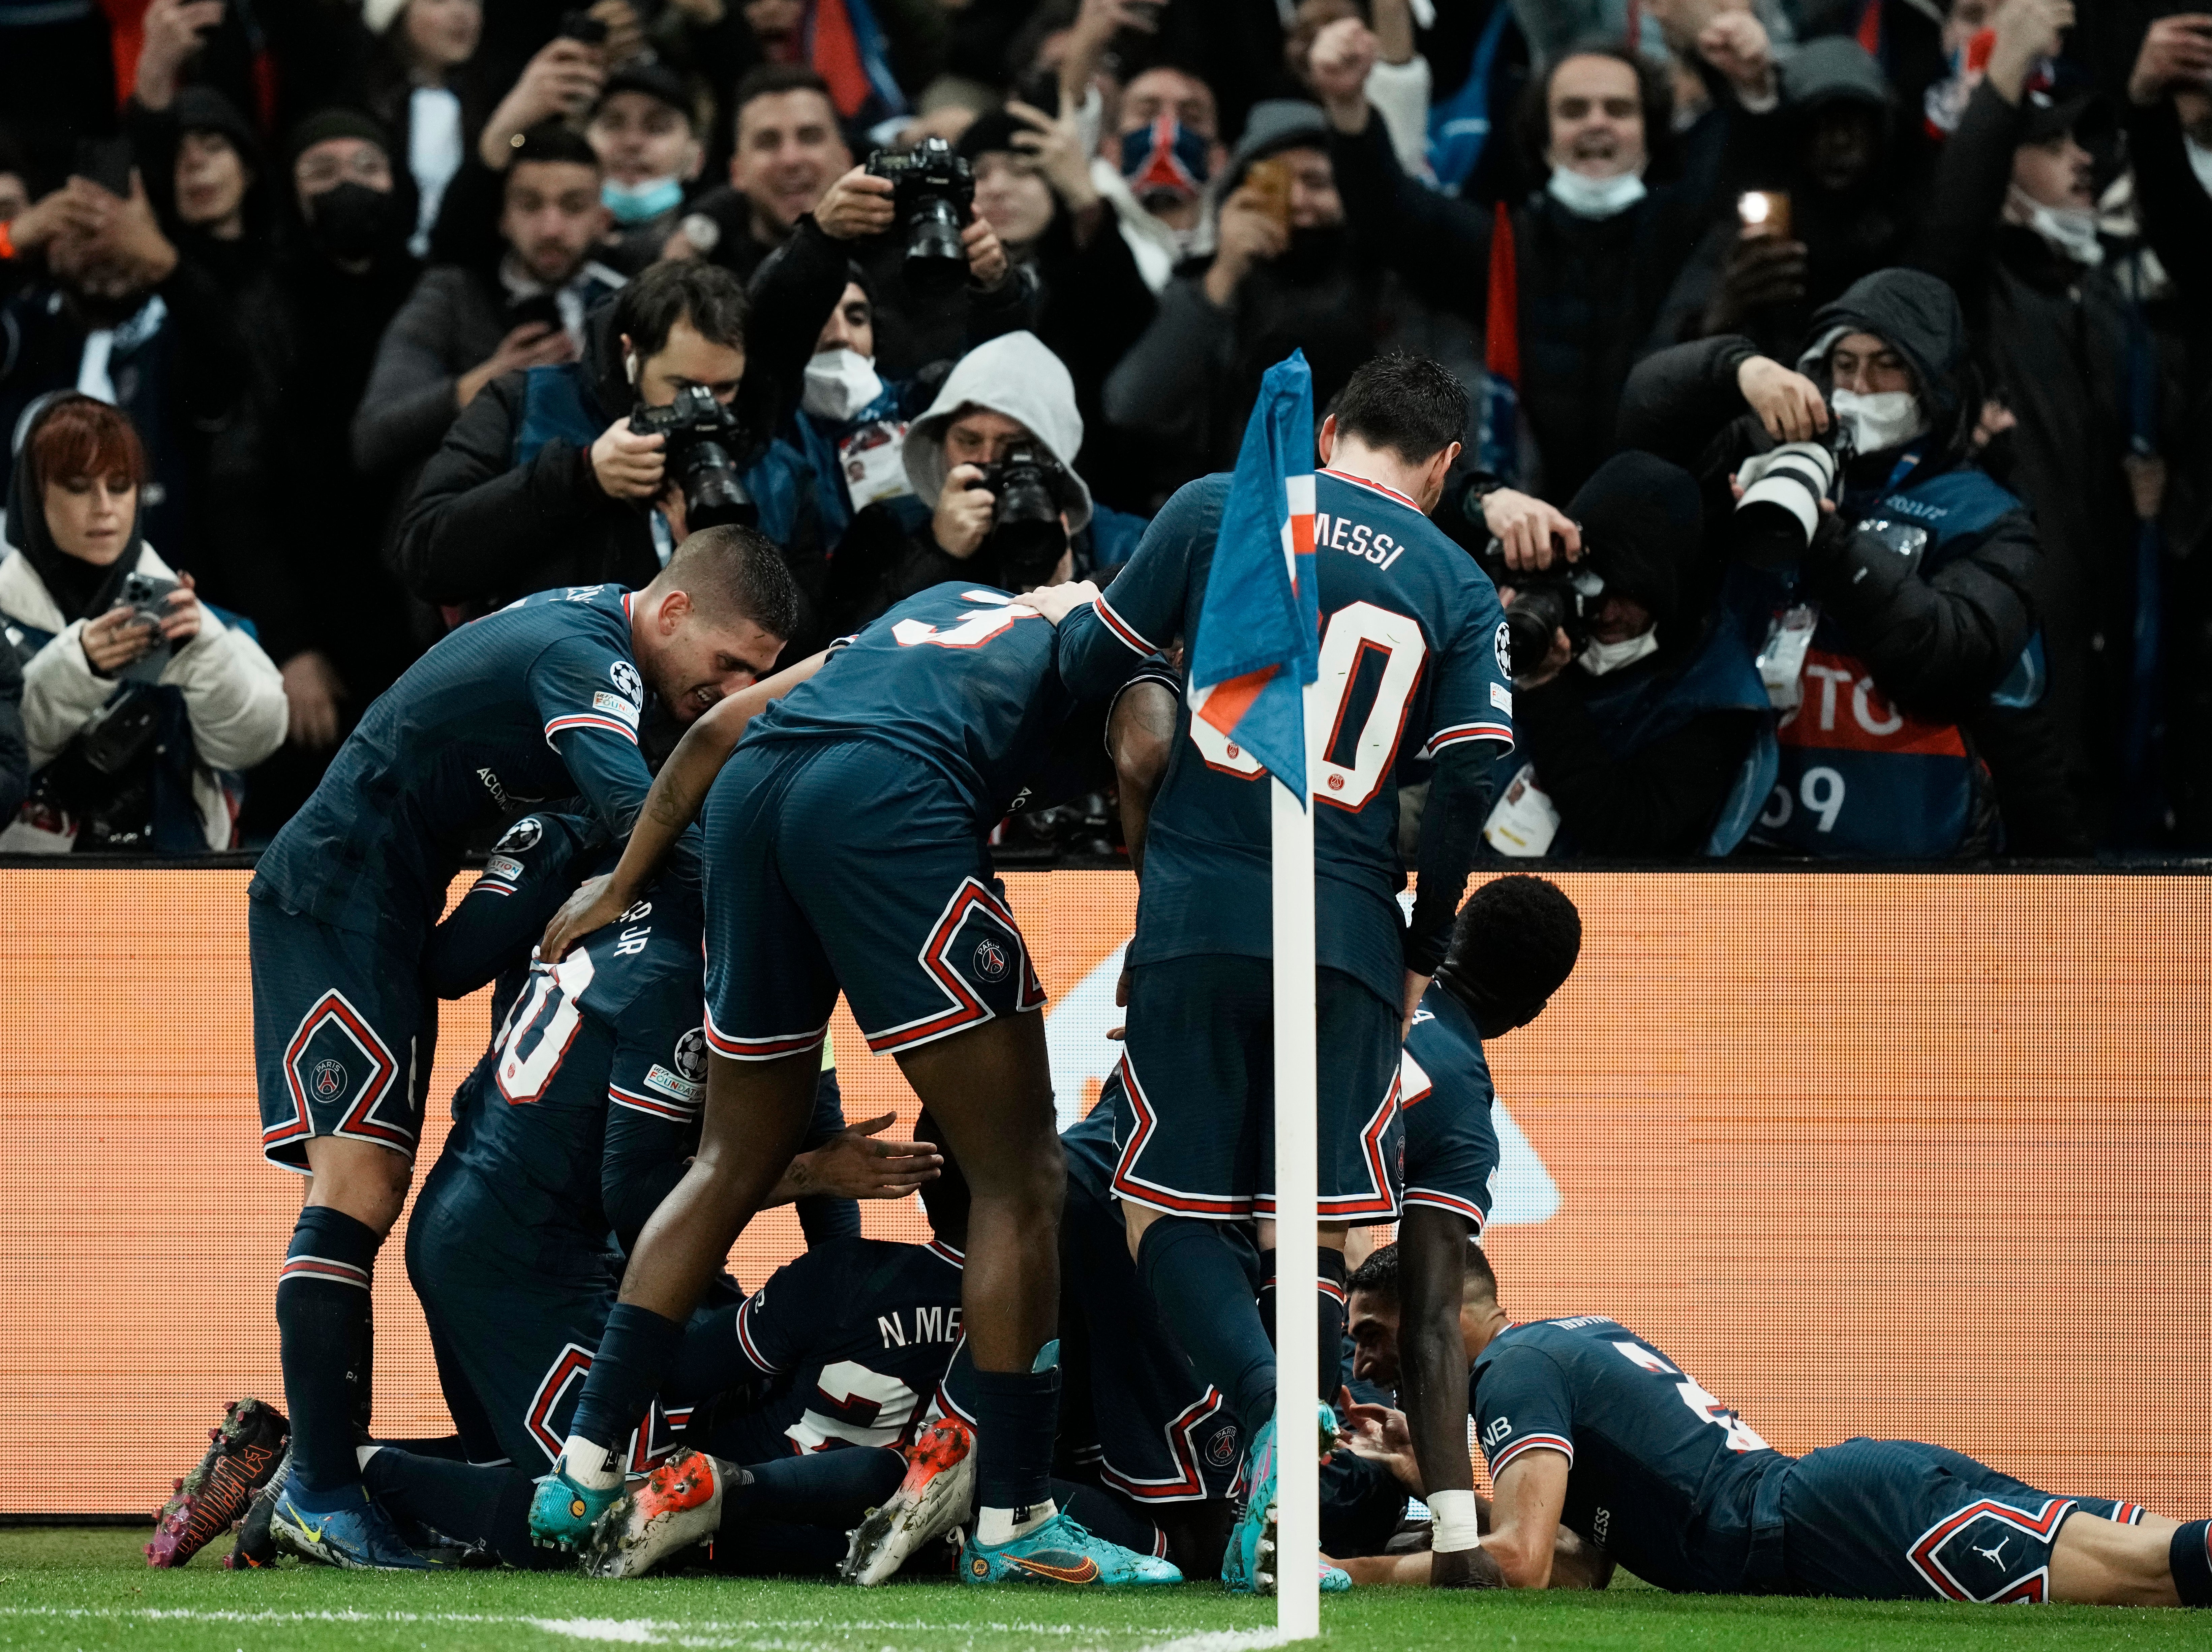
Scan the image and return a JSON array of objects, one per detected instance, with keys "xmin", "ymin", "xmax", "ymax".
[
  {"xmin": 740, "ymin": 583, "xmax": 1139, "ymax": 824},
  {"xmin": 1058, "ymin": 471, "xmax": 1515, "ymax": 1005},
  {"xmin": 1060, "ymin": 1105, "xmax": 1118, "ymax": 1201},
  {"xmin": 442, "ymin": 867, "xmax": 706, "ymax": 1261},
  {"xmin": 1472, "ymin": 1317, "xmax": 1790, "ymax": 1593},
  {"xmin": 1397, "ymin": 983, "xmax": 1500, "ymax": 1229},
  {"xmin": 252, "ymin": 586, "xmax": 666, "ymax": 946},
  {"xmin": 731, "ymin": 1236, "xmax": 968, "ymax": 1453}
]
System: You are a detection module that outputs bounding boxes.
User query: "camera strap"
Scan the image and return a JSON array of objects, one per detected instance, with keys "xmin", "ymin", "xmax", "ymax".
[{"xmin": 1754, "ymin": 603, "xmax": 1819, "ymax": 711}]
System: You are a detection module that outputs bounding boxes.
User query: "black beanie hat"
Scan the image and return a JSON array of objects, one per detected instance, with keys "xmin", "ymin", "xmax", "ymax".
[
  {"xmin": 175, "ymin": 86, "xmax": 265, "ymax": 174},
  {"xmin": 284, "ymin": 107, "xmax": 393, "ymax": 172},
  {"xmin": 1564, "ymin": 450, "xmax": 1699, "ymax": 633}
]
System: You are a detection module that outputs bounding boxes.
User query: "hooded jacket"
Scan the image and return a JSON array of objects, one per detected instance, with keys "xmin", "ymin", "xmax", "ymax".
[
  {"xmin": 0, "ymin": 400, "xmax": 287, "ymax": 850},
  {"xmin": 1616, "ymin": 268, "xmax": 2086, "ymax": 854}
]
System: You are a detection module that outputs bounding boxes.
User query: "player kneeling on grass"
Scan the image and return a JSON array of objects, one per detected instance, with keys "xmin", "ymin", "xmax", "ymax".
[
  {"xmin": 1337, "ymin": 1242, "xmax": 2210, "ymax": 1608},
  {"xmin": 528, "ymin": 557, "xmax": 1179, "ymax": 1587}
]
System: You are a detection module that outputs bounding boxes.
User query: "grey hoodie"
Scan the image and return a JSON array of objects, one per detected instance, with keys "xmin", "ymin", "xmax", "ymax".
[{"xmin": 902, "ymin": 331, "xmax": 1093, "ymax": 535}]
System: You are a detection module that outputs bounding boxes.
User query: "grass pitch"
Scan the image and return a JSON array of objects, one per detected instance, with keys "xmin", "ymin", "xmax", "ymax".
[{"xmin": 2, "ymin": 1528, "xmax": 2203, "ymax": 1652}]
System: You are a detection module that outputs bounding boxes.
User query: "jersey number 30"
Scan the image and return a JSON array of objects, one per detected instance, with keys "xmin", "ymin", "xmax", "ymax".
[
  {"xmin": 1188, "ymin": 600, "xmax": 1425, "ymax": 810},
  {"xmin": 495, "ymin": 950, "xmax": 597, "ymax": 1104}
]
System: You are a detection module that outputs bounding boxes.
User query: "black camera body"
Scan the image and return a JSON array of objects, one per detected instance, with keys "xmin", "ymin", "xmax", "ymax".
[
  {"xmin": 971, "ymin": 446, "xmax": 1068, "ymax": 592},
  {"xmin": 630, "ymin": 384, "xmax": 754, "ymax": 531},
  {"xmin": 1474, "ymin": 539, "xmax": 1609, "ymax": 678},
  {"xmin": 865, "ymin": 137, "xmax": 974, "ymax": 293}
]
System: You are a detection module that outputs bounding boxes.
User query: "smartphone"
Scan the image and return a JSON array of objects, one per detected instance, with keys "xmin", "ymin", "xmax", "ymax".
[
  {"xmin": 1014, "ymin": 67, "xmax": 1062, "ymax": 118},
  {"xmin": 117, "ymin": 572, "xmax": 179, "ymax": 686},
  {"xmin": 506, "ymin": 292, "xmax": 563, "ymax": 332},
  {"xmin": 557, "ymin": 8, "xmax": 608, "ymax": 44},
  {"xmin": 1244, "ymin": 156, "xmax": 1293, "ymax": 231},
  {"xmin": 73, "ymin": 136, "xmax": 136, "ymax": 200},
  {"xmin": 1737, "ymin": 189, "xmax": 1790, "ymax": 239}
]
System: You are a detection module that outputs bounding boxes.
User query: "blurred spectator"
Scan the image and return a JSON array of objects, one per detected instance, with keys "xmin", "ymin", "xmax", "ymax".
[
  {"xmin": 735, "ymin": 0, "xmax": 922, "ymax": 133},
  {"xmin": 1, "ymin": 394, "xmax": 284, "ymax": 852},
  {"xmin": 1912, "ymin": 0, "xmax": 2182, "ymax": 844},
  {"xmin": 1312, "ymin": 18, "xmax": 1782, "ymax": 501},
  {"xmin": 230, "ymin": 110, "xmax": 423, "ymax": 822},
  {"xmin": 478, "ymin": 32, "xmax": 611, "ymax": 174},
  {"xmin": 1103, "ymin": 98, "xmax": 1383, "ymax": 499},
  {"xmin": 824, "ymin": 330, "xmax": 1093, "ymax": 631},
  {"xmin": 0, "ymin": 610, "xmax": 23, "ymax": 826},
  {"xmin": 1621, "ymin": 267, "xmax": 2085, "ymax": 857},
  {"xmin": 125, "ymin": 0, "xmax": 274, "ymax": 284},
  {"xmin": 586, "ymin": 64, "xmax": 710, "ymax": 274},
  {"xmin": 0, "ymin": 170, "xmax": 252, "ymax": 591},
  {"xmin": 1478, "ymin": 452, "xmax": 1771, "ymax": 858},
  {"xmin": 959, "ymin": 102, "xmax": 1155, "ymax": 508},
  {"xmin": 353, "ymin": 123, "xmax": 622, "ymax": 493},
  {"xmin": 1654, "ymin": 37, "xmax": 1914, "ymax": 358},
  {"xmin": 1080, "ymin": 56, "xmax": 1227, "ymax": 292},
  {"xmin": 393, "ymin": 259, "xmax": 812, "ymax": 625},
  {"xmin": 680, "ymin": 65, "xmax": 853, "ymax": 282}
]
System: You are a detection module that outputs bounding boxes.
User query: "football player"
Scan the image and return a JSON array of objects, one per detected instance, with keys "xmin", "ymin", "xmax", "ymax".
[
  {"xmin": 1383, "ymin": 873, "xmax": 1582, "ymax": 1586},
  {"xmin": 526, "ymin": 570, "xmax": 1181, "ymax": 1589},
  {"xmin": 245, "ymin": 526, "xmax": 799, "ymax": 1568},
  {"xmin": 1055, "ymin": 353, "xmax": 1514, "ymax": 1593},
  {"xmin": 1339, "ymin": 1244, "xmax": 2204, "ymax": 1609}
]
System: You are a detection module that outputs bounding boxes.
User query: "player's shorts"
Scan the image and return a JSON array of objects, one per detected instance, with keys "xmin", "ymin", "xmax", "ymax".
[
  {"xmin": 1108, "ymin": 955, "xmax": 1399, "ymax": 1222},
  {"xmin": 404, "ymin": 1158, "xmax": 681, "ymax": 1472},
  {"xmin": 1777, "ymin": 1438, "xmax": 2088, "ymax": 1603},
  {"xmin": 249, "ymin": 892, "xmax": 436, "ymax": 1171},
  {"xmin": 1389, "ymin": 1064, "xmax": 1499, "ymax": 1233},
  {"xmin": 700, "ymin": 740, "xmax": 1044, "ymax": 1062},
  {"xmin": 1060, "ymin": 1096, "xmax": 1242, "ymax": 1505}
]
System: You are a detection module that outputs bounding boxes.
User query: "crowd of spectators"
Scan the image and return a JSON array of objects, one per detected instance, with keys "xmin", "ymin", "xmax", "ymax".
[{"xmin": 1, "ymin": 0, "xmax": 2207, "ymax": 859}]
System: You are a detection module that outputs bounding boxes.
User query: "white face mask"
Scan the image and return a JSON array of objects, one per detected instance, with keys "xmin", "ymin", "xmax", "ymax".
[
  {"xmin": 2005, "ymin": 183, "xmax": 2103, "ymax": 267},
  {"xmin": 1829, "ymin": 387, "xmax": 1927, "ymax": 455},
  {"xmin": 801, "ymin": 347, "xmax": 885, "ymax": 423},
  {"xmin": 1578, "ymin": 629, "xmax": 1660, "ymax": 676},
  {"xmin": 1545, "ymin": 166, "xmax": 1648, "ymax": 219}
]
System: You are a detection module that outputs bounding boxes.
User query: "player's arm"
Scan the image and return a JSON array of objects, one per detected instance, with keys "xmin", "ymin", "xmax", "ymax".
[
  {"xmin": 1330, "ymin": 1447, "xmax": 1568, "ymax": 1588},
  {"xmin": 1109, "ymin": 670, "xmax": 1180, "ymax": 875},
  {"xmin": 1053, "ymin": 477, "xmax": 1216, "ymax": 702},
  {"xmin": 424, "ymin": 815, "xmax": 601, "ymax": 997},
  {"xmin": 527, "ymin": 635, "xmax": 665, "ymax": 840},
  {"xmin": 540, "ymin": 651, "xmax": 828, "ymax": 961}
]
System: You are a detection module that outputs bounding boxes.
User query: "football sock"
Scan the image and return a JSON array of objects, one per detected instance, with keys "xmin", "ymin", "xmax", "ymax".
[
  {"xmin": 1316, "ymin": 1247, "xmax": 1349, "ymax": 1403},
  {"xmin": 566, "ymin": 1303, "xmax": 686, "ymax": 1490},
  {"xmin": 360, "ymin": 1450, "xmax": 562, "ymax": 1570},
  {"xmin": 723, "ymin": 1446, "xmax": 905, "ymax": 1530},
  {"xmin": 1053, "ymin": 1479, "xmax": 1162, "ymax": 1558},
  {"xmin": 2170, "ymin": 1520, "xmax": 2212, "ymax": 1605},
  {"xmin": 276, "ymin": 1206, "xmax": 380, "ymax": 1501},
  {"xmin": 1140, "ymin": 1218, "xmax": 1278, "ymax": 1443},
  {"xmin": 971, "ymin": 1343, "xmax": 1061, "ymax": 1545}
]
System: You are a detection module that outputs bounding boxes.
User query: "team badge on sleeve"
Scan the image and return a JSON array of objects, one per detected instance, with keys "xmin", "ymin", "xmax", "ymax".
[{"xmin": 1494, "ymin": 620, "xmax": 1514, "ymax": 678}]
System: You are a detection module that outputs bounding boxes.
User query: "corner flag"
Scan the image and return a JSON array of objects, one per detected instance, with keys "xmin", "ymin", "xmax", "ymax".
[{"xmin": 1188, "ymin": 350, "xmax": 1319, "ymax": 799}]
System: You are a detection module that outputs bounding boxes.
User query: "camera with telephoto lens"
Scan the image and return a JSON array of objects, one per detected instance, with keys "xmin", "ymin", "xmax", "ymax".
[
  {"xmin": 970, "ymin": 446, "xmax": 1068, "ymax": 591},
  {"xmin": 630, "ymin": 384, "xmax": 755, "ymax": 530},
  {"xmin": 1732, "ymin": 421, "xmax": 1853, "ymax": 569},
  {"xmin": 1474, "ymin": 537, "xmax": 1608, "ymax": 678},
  {"xmin": 865, "ymin": 137, "xmax": 975, "ymax": 293}
]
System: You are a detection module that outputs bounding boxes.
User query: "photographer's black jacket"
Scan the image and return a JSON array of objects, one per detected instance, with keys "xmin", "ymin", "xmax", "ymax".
[{"xmin": 0, "ymin": 639, "xmax": 24, "ymax": 827}]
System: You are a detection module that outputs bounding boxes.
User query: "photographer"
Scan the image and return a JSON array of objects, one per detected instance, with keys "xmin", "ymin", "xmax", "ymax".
[
  {"xmin": 1477, "ymin": 451, "xmax": 1773, "ymax": 859},
  {"xmin": 1618, "ymin": 266, "xmax": 2086, "ymax": 857},
  {"xmin": 352, "ymin": 123, "xmax": 623, "ymax": 487},
  {"xmin": 822, "ymin": 330, "xmax": 1092, "ymax": 633},
  {"xmin": 393, "ymin": 258, "xmax": 813, "ymax": 628},
  {"xmin": 1, "ymin": 395, "xmax": 285, "ymax": 852}
]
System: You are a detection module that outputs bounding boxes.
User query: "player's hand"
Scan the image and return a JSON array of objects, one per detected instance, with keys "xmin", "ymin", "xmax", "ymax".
[
  {"xmin": 813, "ymin": 164, "xmax": 895, "ymax": 240},
  {"xmin": 934, "ymin": 465, "xmax": 996, "ymax": 559},
  {"xmin": 1400, "ymin": 969, "xmax": 1429, "ymax": 1041},
  {"xmin": 1024, "ymin": 578, "xmax": 1100, "ymax": 626},
  {"xmin": 591, "ymin": 416, "xmax": 666, "ymax": 500},
  {"xmin": 1480, "ymin": 488, "xmax": 1580, "ymax": 571},
  {"xmin": 1735, "ymin": 355, "xmax": 1829, "ymax": 443},
  {"xmin": 796, "ymin": 1112, "xmax": 945, "ymax": 1200},
  {"xmin": 79, "ymin": 603, "xmax": 159, "ymax": 676},
  {"xmin": 540, "ymin": 871, "xmax": 623, "ymax": 963},
  {"xmin": 1342, "ymin": 1400, "xmax": 1422, "ymax": 1491}
]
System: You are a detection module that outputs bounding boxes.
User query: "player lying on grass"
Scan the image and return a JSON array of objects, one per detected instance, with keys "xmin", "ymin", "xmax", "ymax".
[
  {"xmin": 529, "ymin": 563, "xmax": 1182, "ymax": 1587},
  {"xmin": 245, "ymin": 526, "xmax": 797, "ymax": 1568},
  {"xmin": 1056, "ymin": 353, "xmax": 1513, "ymax": 1596},
  {"xmin": 1337, "ymin": 1242, "xmax": 2208, "ymax": 1607},
  {"xmin": 1382, "ymin": 874, "xmax": 1582, "ymax": 1587}
]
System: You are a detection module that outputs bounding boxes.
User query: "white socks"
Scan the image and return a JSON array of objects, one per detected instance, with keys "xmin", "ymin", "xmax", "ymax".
[
  {"xmin": 975, "ymin": 1498, "xmax": 1057, "ymax": 1546},
  {"xmin": 560, "ymin": 1434, "xmax": 626, "ymax": 1491},
  {"xmin": 1429, "ymin": 1489, "xmax": 1480, "ymax": 1553}
]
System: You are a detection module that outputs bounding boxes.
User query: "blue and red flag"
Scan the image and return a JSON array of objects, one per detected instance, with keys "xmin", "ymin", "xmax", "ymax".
[
  {"xmin": 1475, "ymin": 202, "xmax": 1528, "ymax": 484},
  {"xmin": 1189, "ymin": 350, "xmax": 1320, "ymax": 801}
]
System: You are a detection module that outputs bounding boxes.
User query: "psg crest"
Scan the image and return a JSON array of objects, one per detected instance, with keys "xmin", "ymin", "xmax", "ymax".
[
  {"xmin": 972, "ymin": 939, "xmax": 1009, "ymax": 982},
  {"xmin": 311, "ymin": 1058, "xmax": 348, "ymax": 1101}
]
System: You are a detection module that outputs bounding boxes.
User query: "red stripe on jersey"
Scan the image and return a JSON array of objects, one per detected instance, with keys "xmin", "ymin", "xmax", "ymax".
[
  {"xmin": 1423, "ymin": 722, "xmax": 1514, "ymax": 757},
  {"xmin": 1403, "ymin": 1188, "xmax": 1489, "ymax": 1231},
  {"xmin": 544, "ymin": 714, "xmax": 639, "ymax": 746},
  {"xmin": 1094, "ymin": 594, "xmax": 1156, "ymax": 657},
  {"xmin": 609, "ymin": 1084, "xmax": 695, "ymax": 1121},
  {"xmin": 1489, "ymin": 1433, "xmax": 1574, "ymax": 1474},
  {"xmin": 1320, "ymin": 468, "xmax": 1423, "ymax": 512}
]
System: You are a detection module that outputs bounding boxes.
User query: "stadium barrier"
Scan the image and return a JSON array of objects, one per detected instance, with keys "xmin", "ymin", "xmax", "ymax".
[{"xmin": 0, "ymin": 866, "xmax": 2205, "ymax": 1517}]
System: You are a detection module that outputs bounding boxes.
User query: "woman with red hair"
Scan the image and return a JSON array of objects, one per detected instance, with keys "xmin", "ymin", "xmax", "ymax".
[{"xmin": 1, "ymin": 392, "xmax": 286, "ymax": 851}]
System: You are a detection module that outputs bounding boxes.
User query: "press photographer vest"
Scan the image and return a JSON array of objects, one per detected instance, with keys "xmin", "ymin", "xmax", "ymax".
[
  {"xmin": 510, "ymin": 363, "xmax": 810, "ymax": 553},
  {"xmin": 1730, "ymin": 454, "xmax": 2041, "ymax": 859}
]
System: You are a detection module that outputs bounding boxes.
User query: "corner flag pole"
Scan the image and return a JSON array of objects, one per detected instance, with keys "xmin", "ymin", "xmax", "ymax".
[{"xmin": 1272, "ymin": 682, "xmax": 1321, "ymax": 1639}]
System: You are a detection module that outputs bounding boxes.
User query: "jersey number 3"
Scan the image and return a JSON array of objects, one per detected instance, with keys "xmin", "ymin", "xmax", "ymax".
[
  {"xmin": 1188, "ymin": 600, "xmax": 1425, "ymax": 810},
  {"xmin": 495, "ymin": 950, "xmax": 597, "ymax": 1104},
  {"xmin": 892, "ymin": 592, "xmax": 1040, "ymax": 649}
]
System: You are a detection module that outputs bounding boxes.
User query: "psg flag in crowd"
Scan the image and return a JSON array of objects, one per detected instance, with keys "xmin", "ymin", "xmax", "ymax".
[
  {"xmin": 1189, "ymin": 351, "xmax": 1320, "ymax": 802},
  {"xmin": 1476, "ymin": 201, "xmax": 1529, "ymax": 485}
]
